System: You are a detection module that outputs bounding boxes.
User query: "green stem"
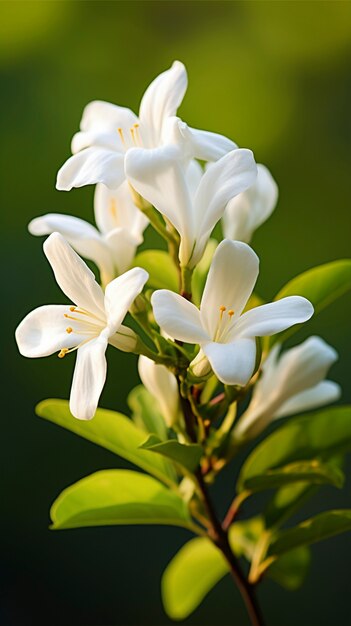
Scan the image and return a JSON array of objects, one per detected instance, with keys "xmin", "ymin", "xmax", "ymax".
[{"xmin": 180, "ymin": 265, "xmax": 193, "ymax": 300}]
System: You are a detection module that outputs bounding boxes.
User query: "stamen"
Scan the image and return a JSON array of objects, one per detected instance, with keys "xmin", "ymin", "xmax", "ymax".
[
  {"xmin": 228, "ymin": 309, "xmax": 234, "ymax": 318},
  {"xmin": 66, "ymin": 307, "xmax": 104, "ymax": 323},
  {"xmin": 130, "ymin": 127, "xmax": 136, "ymax": 145},
  {"xmin": 58, "ymin": 348, "xmax": 68, "ymax": 359},
  {"xmin": 219, "ymin": 305, "xmax": 226, "ymax": 320},
  {"xmin": 66, "ymin": 327, "xmax": 73, "ymax": 334},
  {"xmin": 57, "ymin": 337, "xmax": 93, "ymax": 359},
  {"xmin": 117, "ymin": 127, "xmax": 126, "ymax": 145},
  {"xmin": 133, "ymin": 123, "xmax": 142, "ymax": 146},
  {"xmin": 64, "ymin": 313, "xmax": 100, "ymax": 328},
  {"xmin": 110, "ymin": 198, "xmax": 117, "ymax": 218}
]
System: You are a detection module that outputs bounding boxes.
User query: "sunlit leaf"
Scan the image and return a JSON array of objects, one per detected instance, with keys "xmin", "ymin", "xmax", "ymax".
[
  {"xmin": 133, "ymin": 250, "xmax": 179, "ymax": 291},
  {"xmin": 269, "ymin": 510, "xmax": 351, "ymax": 557},
  {"xmin": 37, "ymin": 399, "xmax": 177, "ymax": 486},
  {"xmin": 140, "ymin": 434, "xmax": 203, "ymax": 474},
  {"xmin": 127, "ymin": 384, "xmax": 168, "ymax": 440},
  {"xmin": 51, "ymin": 470, "xmax": 193, "ymax": 530}
]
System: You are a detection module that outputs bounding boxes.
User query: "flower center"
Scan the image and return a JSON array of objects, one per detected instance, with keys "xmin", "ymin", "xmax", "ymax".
[
  {"xmin": 214, "ymin": 305, "xmax": 235, "ymax": 342},
  {"xmin": 117, "ymin": 123, "xmax": 143, "ymax": 149},
  {"xmin": 57, "ymin": 306, "xmax": 105, "ymax": 359}
]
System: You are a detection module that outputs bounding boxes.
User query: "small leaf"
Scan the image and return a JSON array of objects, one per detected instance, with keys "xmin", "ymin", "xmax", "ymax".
[
  {"xmin": 269, "ymin": 510, "xmax": 351, "ymax": 557},
  {"xmin": 271, "ymin": 259, "xmax": 351, "ymax": 345},
  {"xmin": 241, "ymin": 460, "xmax": 344, "ymax": 493},
  {"xmin": 140, "ymin": 435, "xmax": 203, "ymax": 474},
  {"xmin": 268, "ymin": 546, "xmax": 310, "ymax": 590},
  {"xmin": 162, "ymin": 536, "xmax": 228, "ymax": 620},
  {"xmin": 37, "ymin": 399, "xmax": 177, "ymax": 486},
  {"xmin": 51, "ymin": 470, "xmax": 193, "ymax": 530},
  {"xmin": 133, "ymin": 250, "xmax": 179, "ymax": 291},
  {"xmin": 238, "ymin": 406, "xmax": 351, "ymax": 492},
  {"xmin": 127, "ymin": 385, "xmax": 168, "ymax": 440}
]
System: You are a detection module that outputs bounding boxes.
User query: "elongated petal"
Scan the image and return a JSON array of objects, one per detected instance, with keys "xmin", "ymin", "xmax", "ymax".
[
  {"xmin": 125, "ymin": 146, "xmax": 195, "ymax": 260},
  {"xmin": 200, "ymin": 240, "xmax": 259, "ymax": 339},
  {"xmin": 138, "ymin": 355, "xmax": 179, "ymax": 427},
  {"xmin": 71, "ymin": 130, "xmax": 122, "ymax": 154},
  {"xmin": 151, "ymin": 290, "xmax": 209, "ymax": 343},
  {"xmin": 56, "ymin": 147, "xmax": 125, "ymax": 191},
  {"xmin": 139, "ymin": 61, "xmax": 187, "ymax": 146},
  {"xmin": 276, "ymin": 381, "xmax": 341, "ymax": 419},
  {"xmin": 192, "ymin": 149, "xmax": 257, "ymax": 262},
  {"xmin": 79, "ymin": 100, "xmax": 138, "ymax": 133},
  {"xmin": 233, "ymin": 296, "xmax": 314, "ymax": 339},
  {"xmin": 104, "ymin": 267, "xmax": 148, "ymax": 333},
  {"xmin": 105, "ymin": 228, "xmax": 140, "ymax": 275},
  {"xmin": 178, "ymin": 120, "xmax": 237, "ymax": 161},
  {"xmin": 203, "ymin": 338, "xmax": 256, "ymax": 386},
  {"xmin": 222, "ymin": 163, "xmax": 278, "ymax": 242},
  {"xmin": 186, "ymin": 159, "xmax": 203, "ymax": 199},
  {"xmin": 15, "ymin": 305, "xmax": 87, "ymax": 358},
  {"xmin": 43, "ymin": 233, "xmax": 105, "ymax": 318},
  {"xmin": 29, "ymin": 213, "xmax": 115, "ymax": 286},
  {"xmin": 69, "ymin": 335, "xmax": 108, "ymax": 420},
  {"xmin": 109, "ymin": 325, "xmax": 138, "ymax": 353},
  {"xmin": 94, "ymin": 181, "xmax": 148, "ymax": 238}
]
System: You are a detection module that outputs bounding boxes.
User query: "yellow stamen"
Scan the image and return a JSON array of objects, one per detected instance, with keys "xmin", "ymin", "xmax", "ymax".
[
  {"xmin": 66, "ymin": 327, "xmax": 73, "ymax": 334},
  {"xmin": 58, "ymin": 348, "xmax": 68, "ymax": 359},
  {"xmin": 228, "ymin": 309, "xmax": 234, "ymax": 318},
  {"xmin": 133, "ymin": 123, "xmax": 141, "ymax": 146},
  {"xmin": 117, "ymin": 127, "xmax": 125, "ymax": 145},
  {"xmin": 219, "ymin": 305, "xmax": 226, "ymax": 320},
  {"xmin": 110, "ymin": 198, "xmax": 117, "ymax": 218},
  {"xmin": 130, "ymin": 127, "xmax": 136, "ymax": 144}
]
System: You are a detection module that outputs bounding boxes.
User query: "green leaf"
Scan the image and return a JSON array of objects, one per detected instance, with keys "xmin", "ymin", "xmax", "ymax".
[
  {"xmin": 37, "ymin": 399, "xmax": 177, "ymax": 487},
  {"xmin": 162, "ymin": 536, "xmax": 228, "ymax": 620},
  {"xmin": 238, "ymin": 406, "xmax": 351, "ymax": 492},
  {"xmin": 51, "ymin": 470, "xmax": 193, "ymax": 531},
  {"xmin": 140, "ymin": 435, "xmax": 203, "ymax": 474},
  {"xmin": 127, "ymin": 385, "xmax": 168, "ymax": 440},
  {"xmin": 271, "ymin": 259, "xmax": 351, "ymax": 345},
  {"xmin": 162, "ymin": 517, "xmax": 311, "ymax": 619},
  {"xmin": 241, "ymin": 460, "xmax": 344, "ymax": 493},
  {"xmin": 268, "ymin": 546, "xmax": 310, "ymax": 590},
  {"xmin": 269, "ymin": 510, "xmax": 351, "ymax": 557},
  {"xmin": 133, "ymin": 250, "xmax": 179, "ymax": 291}
]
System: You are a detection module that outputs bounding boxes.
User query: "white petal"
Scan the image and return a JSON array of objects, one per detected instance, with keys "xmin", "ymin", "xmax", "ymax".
[
  {"xmin": 109, "ymin": 325, "xmax": 138, "ymax": 353},
  {"xmin": 56, "ymin": 147, "xmax": 125, "ymax": 191},
  {"xmin": 104, "ymin": 267, "xmax": 148, "ymax": 333},
  {"xmin": 94, "ymin": 181, "xmax": 148, "ymax": 238},
  {"xmin": 43, "ymin": 233, "xmax": 105, "ymax": 318},
  {"xmin": 139, "ymin": 61, "xmax": 187, "ymax": 146},
  {"xmin": 79, "ymin": 100, "xmax": 138, "ymax": 133},
  {"xmin": 151, "ymin": 290, "xmax": 209, "ymax": 344},
  {"xmin": 125, "ymin": 146, "xmax": 195, "ymax": 262},
  {"xmin": 222, "ymin": 163, "xmax": 278, "ymax": 242},
  {"xmin": 191, "ymin": 149, "xmax": 257, "ymax": 265},
  {"xmin": 138, "ymin": 355, "xmax": 179, "ymax": 427},
  {"xmin": 234, "ymin": 296, "xmax": 314, "ymax": 339},
  {"xmin": 185, "ymin": 159, "xmax": 203, "ymax": 199},
  {"xmin": 203, "ymin": 338, "xmax": 256, "ymax": 386},
  {"xmin": 276, "ymin": 381, "xmax": 342, "ymax": 419},
  {"xmin": 69, "ymin": 335, "xmax": 108, "ymax": 420},
  {"xmin": 200, "ymin": 240, "xmax": 259, "ymax": 339},
  {"xmin": 29, "ymin": 213, "xmax": 115, "ymax": 286},
  {"xmin": 71, "ymin": 130, "xmax": 122, "ymax": 154},
  {"xmin": 178, "ymin": 121, "xmax": 237, "ymax": 161},
  {"xmin": 105, "ymin": 228, "xmax": 140, "ymax": 275},
  {"xmin": 15, "ymin": 305, "xmax": 87, "ymax": 358}
]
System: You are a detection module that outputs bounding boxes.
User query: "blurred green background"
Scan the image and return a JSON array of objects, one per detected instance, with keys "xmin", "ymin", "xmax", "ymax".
[{"xmin": 2, "ymin": 1, "xmax": 351, "ymax": 624}]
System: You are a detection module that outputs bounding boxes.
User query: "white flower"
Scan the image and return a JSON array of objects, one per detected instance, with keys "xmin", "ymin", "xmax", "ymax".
[
  {"xmin": 126, "ymin": 148, "xmax": 257, "ymax": 267},
  {"xmin": 222, "ymin": 163, "xmax": 278, "ymax": 243},
  {"xmin": 29, "ymin": 181, "xmax": 148, "ymax": 286},
  {"xmin": 151, "ymin": 239, "xmax": 314, "ymax": 386},
  {"xmin": 56, "ymin": 61, "xmax": 236, "ymax": 192},
  {"xmin": 233, "ymin": 336, "xmax": 341, "ymax": 440},
  {"xmin": 15, "ymin": 233, "xmax": 148, "ymax": 420},
  {"xmin": 138, "ymin": 355, "xmax": 179, "ymax": 427}
]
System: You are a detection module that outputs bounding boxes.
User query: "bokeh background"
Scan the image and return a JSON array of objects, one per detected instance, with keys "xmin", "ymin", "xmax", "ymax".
[{"xmin": 2, "ymin": 1, "xmax": 351, "ymax": 624}]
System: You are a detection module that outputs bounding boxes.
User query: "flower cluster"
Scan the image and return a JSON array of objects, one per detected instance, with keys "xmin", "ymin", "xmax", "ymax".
[
  {"xmin": 15, "ymin": 60, "xmax": 349, "ymax": 626},
  {"xmin": 16, "ymin": 59, "xmax": 339, "ymax": 429}
]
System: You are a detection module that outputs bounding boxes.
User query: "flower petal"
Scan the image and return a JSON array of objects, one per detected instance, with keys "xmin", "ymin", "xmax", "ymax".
[
  {"xmin": 15, "ymin": 305, "xmax": 87, "ymax": 358},
  {"xmin": 69, "ymin": 335, "xmax": 108, "ymax": 420},
  {"xmin": 109, "ymin": 325, "xmax": 138, "ymax": 353},
  {"xmin": 222, "ymin": 163, "xmax": 278, "ymax": 242},
  {"xmin": 151, "ymin": 290, "xmax": 209, "ymax": 343},
  {"xmin": 56, "ymin": 147, "xmax": 125, "ymax": 191},
  {"xmin": 139, "ymin": 61, "xmax": 187, "ymax": 146},
  {"xmin": 125, "ymin": 146, "xmax": 195, "ymax": 261},
  {"xmin": 277, "ymin": 381, "xmax": 342, "ymax": 419},
  {"xmin": 43, "ymin": 232, "xmax": 105, "ymax": 318},
  {"xmin": 234, "ymin": 296, "xmax": 314, "ymax": 339},
  {"xmin": 138, "ymin": 355, "xmax": 179, "ymax": 427},
  {"xmin": 104, "ymin": 267, "xmax": 148, "ymax": 333},
  {"xmin": 203, "ymin": 338, "xmax": 256, "ymax": 386},
  {"xmin": 178, "ymin": 121, "xmax": 237, "ymax": 161},
  {"xmin": 29, "ymin": 213, "xmax": 115, "ymax": 286},
  {"xmin": 191, "ymin": 149, "xmax": 257, "ymax": 265},
  {"xmin": 200, "ymin": 240, "xmax": 259, "ymax": 339},
  {"xmin": 79, "ymin": 100, "xmax": 138, "ymax": 133},
  {"xmin": 94, "ymin": 181, "xmax": 148, "ymax": 238}
]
